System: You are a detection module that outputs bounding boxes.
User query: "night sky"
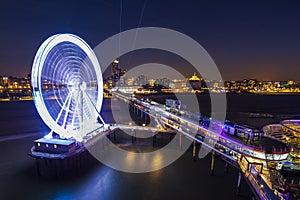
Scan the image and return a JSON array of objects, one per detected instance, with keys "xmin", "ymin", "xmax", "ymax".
[{"xmin": 0, "ymin": 0, "xmax": 300, "ymax": 81}]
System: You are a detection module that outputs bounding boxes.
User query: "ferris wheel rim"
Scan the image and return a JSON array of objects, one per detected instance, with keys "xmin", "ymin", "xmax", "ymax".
[{"xmin": 31, "ymin": 33, "xmax": 103, "ymax": 139}]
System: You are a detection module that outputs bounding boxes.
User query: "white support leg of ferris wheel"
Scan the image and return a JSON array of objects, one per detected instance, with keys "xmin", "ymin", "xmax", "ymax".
[
  {"xmin": 62, "ymin": 91, "xmax": 73, "ymax": 129},
  {"xmin": 71, "ymin": 90, "xmax": 81, "ymax": 130},
  {"xmin": 55, "ymin": 92, "xmax": 72, "ymax": 123},
  {"xmin": 46, "ymin": 92, "xmax": 72, "ymax": 138},
  {"xmin": 83, "ymin": 91, "xmax": 106, "ymax": 125},
  {"xmin": 83, "ymin": 91, "xmax": 97, "ymax": 123}
]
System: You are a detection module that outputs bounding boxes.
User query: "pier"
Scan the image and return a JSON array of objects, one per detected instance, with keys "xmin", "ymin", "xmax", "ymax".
[{"xmin": 112, "ymin": 91, "xmax": 292, "ymax": 199}]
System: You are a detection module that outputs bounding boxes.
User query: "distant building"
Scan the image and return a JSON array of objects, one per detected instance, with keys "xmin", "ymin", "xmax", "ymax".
[
  {"xmin": 134, "ymin": 75, "xmax": 148, "ymax": 86},
  {"xmin": 169, "ymin": 80, "xmax": 188, "ymax": 91},
  {"xmin": 155, "ymin": 78, "xmax": 170, "ymax": 88},
  {"xmin": 112, "ymin": 60, "xmax": 119, "ymax": 82},
  {"xmin": 188, "ymin": 73, "xmax": 201, "ymax": 91},
  {"xmin": 111, "ymin": 60, "xmax": 125, "ymax": 87},
  {"xmin": 126, "ymin": 77, "xmax": 135, "ymax": 86},
  {"xmin": 148, "ymin": 79, "xmax": 156, "ymax": 87}
]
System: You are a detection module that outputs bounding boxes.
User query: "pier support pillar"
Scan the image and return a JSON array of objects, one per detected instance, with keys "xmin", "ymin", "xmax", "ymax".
[
  {"xmin": 113, "ymin": 131, "xmax": 116, "ymax": 141},
  {"xmin": 152, "ymin": 134, "xmax": 157, "ymax": 146},
  {"xmin": 225, "ymin": 161, "xmax": 229, "ymax": 173},
  {"xmin": 132, "ymin": 130, "xmax": 136, "ymax": 143},
  {"xmin": 210, "ymin": 151, "xmax": 215, "ymax": 176},
  {"xmin": 193, "ymin": 140, "xmax": 197, "ymax": 161},
  {"xmin": 180, "ymin": 133, "xmax": 182, "ymax": 149},
  {"xmin": 206, "ymin": 148, "xmax": 209, "ymax": 160},
  {"xmin": 236, "ymin": 171, "xmax": 242, "ymax": 196}
]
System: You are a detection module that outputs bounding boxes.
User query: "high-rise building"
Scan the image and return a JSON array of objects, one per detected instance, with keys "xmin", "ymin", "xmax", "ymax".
[
  {"xmin": 111, "ymin": 60, "xmax": 125, "ymax": 86},
  {"xmin": 112, "ymin": 60, "xmax": 120, "ymax": 83},
  {"xmin": 2, "ymin": 76, "xmax": 9, "ymax": 87}
]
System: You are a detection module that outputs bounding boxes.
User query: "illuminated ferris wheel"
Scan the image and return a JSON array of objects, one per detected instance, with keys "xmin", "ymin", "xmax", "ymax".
[{"xmin": 31, "ymin": 34, "xmax": 104, "ymax": 140}]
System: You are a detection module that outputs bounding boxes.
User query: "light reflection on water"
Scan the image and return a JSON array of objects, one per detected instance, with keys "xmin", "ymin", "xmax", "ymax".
[{"xmin": 51, "ymin": 165, "xmax": 115, "ymax": 200}]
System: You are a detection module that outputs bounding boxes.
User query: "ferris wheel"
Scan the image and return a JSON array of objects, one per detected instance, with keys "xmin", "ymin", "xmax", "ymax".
[{"xmin": 31, "ymin": 34, "xmax": 104, "ymax": 140}]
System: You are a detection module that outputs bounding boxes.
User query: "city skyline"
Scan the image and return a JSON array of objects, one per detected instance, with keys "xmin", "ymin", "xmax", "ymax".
[
  {"xmin": 1, "ymin": 70, "xmax": 300, "ymax": 82},
  {"xmin": 0, "ymin": 1, "xmax": 300, "ymax": 81},
  {"xmin": 1, "ymin": 71, "xmax": 300, "ymax": 97}
]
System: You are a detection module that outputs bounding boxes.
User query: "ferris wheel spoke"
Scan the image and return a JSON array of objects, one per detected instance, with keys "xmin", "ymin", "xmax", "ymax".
[
  {"xmin": 78, "ymin": 93, "xmax": 84, "ymax": 131},
  {"xmin": 83, "ymin": 92, "xmax": 99, "ymax": 124},
  {"xmin": 61, "ymin": 91, "xmax": 73, "ymax": 129},
  {"xmin": 83, "ymin": 91, "xmax": 105, "ymax": 124},
  {"xmin": 83, "ymin": 91, "xmax": 97, "ymax": 122},
  {"xmin": 71, "ymin": 90, "xmax": 81, "ymax": 129},
  {"xmin": 55, "ymin": 92, "xmax": 72, "ymax": 123},
  {"xmin": 71, "ymin": 90, "xmax": 85, "ymax": 132}
]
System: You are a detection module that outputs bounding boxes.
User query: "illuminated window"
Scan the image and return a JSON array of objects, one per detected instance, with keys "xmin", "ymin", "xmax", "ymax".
[
  {"xmin": 54, "ymin": 144, "xmax": 57, "ymax": 148},
  {"xmin": 37, "ymin": 143, "xmax": 40, "ymax": 147},
  {"xmin": 46, "ymin": 144, "xmax": 49, "ymax": 148}
]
